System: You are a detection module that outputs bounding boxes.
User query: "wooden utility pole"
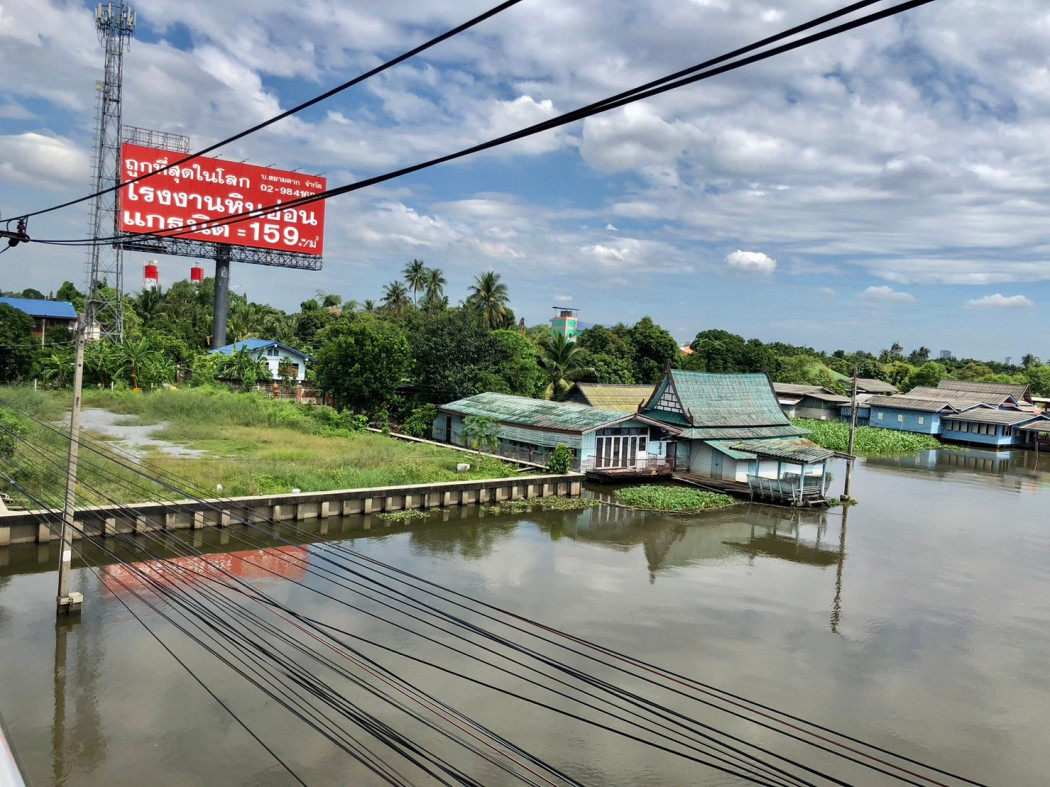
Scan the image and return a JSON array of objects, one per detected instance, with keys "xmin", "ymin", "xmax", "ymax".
[
  {"xmin": 842, "ymin": 370, "xmax": 859, "ymax": 502},
  {"xmin": 56, "ymin": 323, "xmax": 86, "ymax": 616}
]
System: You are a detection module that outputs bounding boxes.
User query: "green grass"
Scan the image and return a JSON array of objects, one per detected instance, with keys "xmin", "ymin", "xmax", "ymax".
[
  {"xmin": 614, "ymin": 486, "xmax": 735, "ymax": 512},
  {"xmin": 0, "ymin": 386, "xmax": 516, "ymax": 506},
  {"xmin": 794, "ymin": 419, "xmax": 942, "ymax": 457}
]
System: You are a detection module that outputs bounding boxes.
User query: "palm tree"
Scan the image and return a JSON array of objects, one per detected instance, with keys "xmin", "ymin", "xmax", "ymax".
[
  {"xmin": 133, "ymin": 287, "xmax": 164, "ymax": 326},
  {"xmin": 468, "ymin": 270, "xmax": 510, "ymax": 329},
  {"xmin": 361, "ymin": 299, "xmax": 377, "ymax": 314},
  {"xmin": 461, "ymin": 415, "xmax": 502, "ymax": 459},
  {"xmin": 382, "ymin": 281, "xmax": 411, "ymax": 317},
  {"xmin": 537, "ymin": 332, "xmax": 594, "ymax": 399},
  {"xmin": 403, "ymin": 259, "xmax": 427, "ymax": 304},
  {"xmin": 423, "ymin": 267, "xmax": 446, "ymax": 308}
]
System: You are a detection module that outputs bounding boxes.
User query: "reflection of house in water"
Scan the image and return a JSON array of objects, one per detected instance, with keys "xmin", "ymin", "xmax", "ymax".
[
  {"xmin": 865, "ymin": 447, "xmax": 1049, "ymax": 493},
  {"xmin": 555, "ymin": 503, "xmax": 841, "ymax": 575}
]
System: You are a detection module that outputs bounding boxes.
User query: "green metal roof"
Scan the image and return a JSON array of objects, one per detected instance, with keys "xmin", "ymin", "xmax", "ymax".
[
  {"xmin": 439, "ymin": 392, "xmax": 650, "ymax": 433},
  {"xmin": 706, "ymin": 440, "xmax": 758, "ymax": 460},
  {"xmin": 644, "ymin": 370, "xmax": 806, "ymax": 439},
  {"xmin": 729, "ymin": 438, "xmax": 832, "ymax": 463}
]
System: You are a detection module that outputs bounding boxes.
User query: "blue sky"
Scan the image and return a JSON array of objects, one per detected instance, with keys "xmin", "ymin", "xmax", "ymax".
[{"xmin": 1, "ymin": 0, "xmax": 1048, "ymax": 361}]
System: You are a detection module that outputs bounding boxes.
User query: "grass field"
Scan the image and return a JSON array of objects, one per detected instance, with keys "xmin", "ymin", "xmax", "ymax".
[{"xmin": 0, "ymin": 386, "xmax": 516, "ymax": 506}]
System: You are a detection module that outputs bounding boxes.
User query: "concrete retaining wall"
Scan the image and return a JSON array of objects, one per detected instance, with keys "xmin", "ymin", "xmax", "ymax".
[{"xmin": 0, "ymin": 473, "xmax": 584, "ymax": 547}]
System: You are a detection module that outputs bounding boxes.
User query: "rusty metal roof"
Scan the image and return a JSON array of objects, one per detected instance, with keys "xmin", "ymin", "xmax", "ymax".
[
  {"xmin": 439, "ymin": 392, "xmax": 671, "ymax": 433},
  {"xmin": 573, "ymin": 383, "xmax": 655, "ymax": 411}
]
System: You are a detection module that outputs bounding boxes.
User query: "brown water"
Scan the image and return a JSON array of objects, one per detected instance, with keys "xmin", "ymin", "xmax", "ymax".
[{"xmin": 1, "ymin": 446, "xmax": 1049, "ymax": 785}]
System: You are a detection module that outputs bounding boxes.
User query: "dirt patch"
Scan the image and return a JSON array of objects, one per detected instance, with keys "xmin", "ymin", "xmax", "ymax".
[{"xmin": 77, "ymin": 408, "xmax": 207, "ymax": 460}]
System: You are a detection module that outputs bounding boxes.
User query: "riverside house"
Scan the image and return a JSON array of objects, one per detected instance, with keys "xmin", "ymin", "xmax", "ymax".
[
  {"xmin": 434, "ymin": 392, "xmax": 677, "ymax": 475},
  {"xmin": 639, "ymin": 370, "xmax": 834, "ymax": 506},
  {"xmin": 772, "ymin": 383, "xmax": 850, "ymax": 421},
  {"xmin": 863, "ymin": 382, "xmax": 1026, "ymax": 438}
]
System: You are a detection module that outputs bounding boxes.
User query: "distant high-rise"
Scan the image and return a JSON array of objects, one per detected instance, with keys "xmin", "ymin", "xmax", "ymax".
[{"xmin": 939, "ymin": 350, "xmax": 952, "ymax": 360}]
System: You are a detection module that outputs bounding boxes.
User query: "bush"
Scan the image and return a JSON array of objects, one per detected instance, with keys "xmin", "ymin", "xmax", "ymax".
[
  {"xmin": 614, "ymin": 485, "xmax": 734, "ymax": 511},
  {"xmin": 794, "ymin": 419, "xmax": 942, "ymax": 457},
  {"xmin": 402, "ymin": 404, "xmax": 438, "ymax": 438},
  {"xmin": 547, "ymin": 444, "xmax": 574, "ymax": 474}
]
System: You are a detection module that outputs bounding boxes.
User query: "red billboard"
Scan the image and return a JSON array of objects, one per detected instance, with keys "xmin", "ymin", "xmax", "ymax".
[{"xmin": 118, "ymin": 143, "xmax": 325, "ymax": 256}]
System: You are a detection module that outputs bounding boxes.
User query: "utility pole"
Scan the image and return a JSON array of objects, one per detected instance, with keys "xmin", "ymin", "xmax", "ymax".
[
  {"xmin": 842, "ymin": 370, "xmax": 859, "ymax": 503},
  {"xmin": 56, "ymin": 323, "xmax": 86, "ymax": 616}
]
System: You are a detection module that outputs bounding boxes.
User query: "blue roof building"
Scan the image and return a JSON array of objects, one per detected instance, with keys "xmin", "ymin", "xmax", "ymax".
[{"xmin": 0, "ymin": 297, "xmax": 78, "ymax": 344}]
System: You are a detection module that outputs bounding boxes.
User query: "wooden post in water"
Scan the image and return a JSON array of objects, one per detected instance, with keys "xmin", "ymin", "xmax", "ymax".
[{"xmin": 842, "ymin": 371, "xmax": 859, "ymax": 502}]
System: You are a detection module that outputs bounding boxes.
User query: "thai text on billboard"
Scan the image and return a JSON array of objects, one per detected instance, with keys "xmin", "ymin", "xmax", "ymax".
[{"xmin": 118, "ymin": 143, "xmax": 326, "ymax": 256}]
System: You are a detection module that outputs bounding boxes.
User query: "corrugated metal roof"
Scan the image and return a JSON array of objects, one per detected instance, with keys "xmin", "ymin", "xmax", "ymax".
[
  {"xmin": 907, "ymin": 386, "xmax": 1012, "ymax": 407},
  {"xmin": 0, "ymin": 297, "xmax": 78, "ymax": 319},
  {"xmin": 573, "ymin": 383, "xmax": 655, "ymax": 411},
  {"xmin": 772, "ymin": 383, "xmax": 822, "ymax": 396},
  {"xmin": 938, "ymin": 379, "xmax": 1031, "ymax": 402},
  {"xmin": 706, "ymin": 440, "xmax": 757, "ymax": 460},
  {"xmin": 661, "ymin": 371, "xmax": 793, "ymax": 428},
  {"xmin": 730, "ymin": 438, "xmax": 832, "ymax": 463},
  {"xmin": 209, "ymin": 339, "xmax": 314, "ymax": 360},
  {"xmin": 944, "ymin": 410, "xmax": 1050, "ymax": 426},
  {"xmin": 866, "ymin": 395, "xmax": 958, "ymax": 413},
  {"xmin": 855, "ymin": 378, "xmax": 898, "ymax": 394},
  {"xmin": 440, "ymin": 392, "xmax": 649, "ymax": 432}
]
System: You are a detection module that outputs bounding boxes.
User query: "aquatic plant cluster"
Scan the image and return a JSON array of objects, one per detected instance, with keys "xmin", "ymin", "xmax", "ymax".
[
  {"xmin": 481, "ymin": 496, "xmax": 602, "ymax": 516},
  {"xmin": 794, "ymin": 419, "xmax": 942, "ymax": 457},
  {"xmin": 613, "ymin": 486, "xmax": 735, "ymax": 512}
]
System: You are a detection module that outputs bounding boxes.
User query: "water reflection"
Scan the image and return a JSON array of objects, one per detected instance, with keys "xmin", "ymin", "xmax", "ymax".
[{"xmin": 866, "ymin": 447, "xmax": 1050, "ymax": 492}]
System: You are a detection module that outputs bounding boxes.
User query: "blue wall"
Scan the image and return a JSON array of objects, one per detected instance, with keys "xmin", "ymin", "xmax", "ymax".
[
  {"xmin": 941, "ymin": 419, "xmax": 1030, "ymax": 447},
  {"xmin": 868, "ymin": 407, "xmax": 944, "ymax": 435}
]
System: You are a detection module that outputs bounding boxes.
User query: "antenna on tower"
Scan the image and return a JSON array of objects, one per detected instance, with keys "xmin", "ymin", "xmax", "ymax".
[{"xmin": 84, "ymin": 1, "xmax": 136, "ymax": 343}]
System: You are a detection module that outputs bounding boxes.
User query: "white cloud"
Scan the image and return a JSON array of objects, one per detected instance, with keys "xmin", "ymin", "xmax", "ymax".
[
  {"xmin": 965, "ymin": 293, "xmax": 1034, "ymax": 309},
  {"xmin": 0, "ymin": 133, "xmax": 89, "ymax": 189},
  {"xmin": 818, "ymin": 287, "xmax": 836, "ymax": 298},
  {"xmin": 724, "ymin": 250, "xmax": 776, "ymax": 276},
  {"xmin": 554, "ymin": 294, "xmax": 573, "ymax": 302},
  {"xmin": 605, "ymin": 223, "xmax": 618, "ymax": 231},
  {"xmin": 857, "ymin": 286, "xmax": 916, "ymax": 305}
]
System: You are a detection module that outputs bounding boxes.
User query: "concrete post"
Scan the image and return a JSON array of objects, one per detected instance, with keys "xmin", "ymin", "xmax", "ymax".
[{"xmin": 211, "ymin": 247, "xmax": 231, "ymax": 350}]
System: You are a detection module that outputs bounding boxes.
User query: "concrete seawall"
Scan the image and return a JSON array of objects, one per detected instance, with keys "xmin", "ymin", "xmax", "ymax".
[{"xmin": 0, "ymin": 473, "xmax": 584, "ymax": 547}]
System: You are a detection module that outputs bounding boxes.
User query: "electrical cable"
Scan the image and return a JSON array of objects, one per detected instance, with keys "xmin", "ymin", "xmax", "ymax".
[
  {"xmin": 11, "ymin": 0, "xmax": 528, "ymax": 222},
  {"xmin": 0, "ymin": 409, "xmax": 970, "ymax": 784},
  {"xmin": 22, "ymin": 0, "xmax": 936, "ymax": 250}
]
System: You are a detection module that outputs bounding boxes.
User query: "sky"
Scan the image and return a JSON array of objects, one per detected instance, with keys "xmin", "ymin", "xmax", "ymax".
[{"xmin": 1, "ymin": 0, "xmax": 1048, "ymax": 361}]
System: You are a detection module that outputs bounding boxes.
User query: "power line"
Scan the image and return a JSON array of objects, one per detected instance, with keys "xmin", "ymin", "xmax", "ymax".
[
  {"xmin": 11, "ymin": 0, "xmax": 528, "ymax": 223},
  {"xmin": 23, "ymin": 0, "xmax": 935, "ymax": 251}
]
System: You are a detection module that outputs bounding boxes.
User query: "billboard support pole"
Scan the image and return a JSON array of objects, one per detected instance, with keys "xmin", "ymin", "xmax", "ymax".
[{"xmin": 212, "ymin": 246, "xmax": 231, "ymax": 350}]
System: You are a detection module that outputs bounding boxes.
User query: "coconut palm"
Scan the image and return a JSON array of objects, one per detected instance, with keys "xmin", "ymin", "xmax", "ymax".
[
  {"xmin": 468, "ymin": 271, "xmax": 510, "ymax": 329},
  {"xmin": 423, "ymin": 267, "xmax": 447, "ymax": 308},
  {"xmin": 403, "ymin": 259, "xmax": 427, "ymax": 305},
  {"xmin": 382, "ymin": 281, "xmax": 411, "ymax": 317},
  {"xmin": 537, "ymin": 332, "xmax": 594, "ymax": 399},
  {"xmin": 361, "ymin": 299, "xmax": 377, "ymax": 314},
  {"xmin": 461, "ymin": 415, "xmax": 501, "ymax": 458}
]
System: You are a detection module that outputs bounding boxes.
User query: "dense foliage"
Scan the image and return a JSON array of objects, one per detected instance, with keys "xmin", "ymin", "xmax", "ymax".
[
  {"xmin": 794, "ymin": 419, "xmax": 942, "ymax": 456},
  {"xmin": 546, "ymin": 444, "xmax": 574, "ymax": 474},
  {"xmin": 614, "ymin": 486, "xmax": 735, "ymax": 511}
]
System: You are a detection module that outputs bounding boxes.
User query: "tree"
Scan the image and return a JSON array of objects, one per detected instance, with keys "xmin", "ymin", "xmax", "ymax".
[
  {"xmin": 423, "ymin": 267, "xmax": 447, "ymax": 309},
  {"xmin": 902, "ymin": 361, "xmax": 945, "ymax": 392},
  {"xmin": 403, "ymin": 259, "xmax": 428, "ymax": 304},
  {"xmin": 629, "ymin": 317, "xmax": 678, "ymax": 384},
  {"xmin": 491, "ymin": 329, "xmax": 544, "ymax": 397},
  {"xmin": 467, "ymin": 271, "xmax": 510, "ymax": 329},
  {"xmin": 56, "ymin": 281, "xmax": 84, "ymax": 313},
  {"xmin": 409, "ymin": 309, "xmax": 503, "ymax": 402},
  {"xmin": 461, "ymin": 415, "xmax": 501, "ymax": 458},
  {"xmin": 907, "ymin": 346, "xmax": 931, "ymax": 365},
  {"xmin": 579, "ymin": 324, "xmax": 632, "ymax": 358},
  {"xmin": 315, "ymin": 318, "xmax": 411, "ymax": 412},
  {"xmin": 1024, "ymin": 363, "xmax": 1050, "ymax": 397},
  {"xmin": 584, "ymin": 352, "xmax": 635, "ymax": 384},
  {"xmin": 537, "ymin": 332, "xmax": 594, "ymax": 399},
  {"xmin": 382, "ymin": 281, "xmax": 411, "ymax": 318},
  {"xmin": 1021, "ymin": 354, "xmax": 1040, "ymax": 371},
  {"xmin": 0, "ymin": 303, "xmax": 35, "ymax": 383}
]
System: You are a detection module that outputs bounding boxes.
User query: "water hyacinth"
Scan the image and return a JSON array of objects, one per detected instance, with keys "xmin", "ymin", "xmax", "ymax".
[
  {"xmin": 614, "ymin": 486, "xmax": 734, "ymax": 512},
  {"xmin": 794, "ymin": 419, "xmax": 942, "ymax": 457}
]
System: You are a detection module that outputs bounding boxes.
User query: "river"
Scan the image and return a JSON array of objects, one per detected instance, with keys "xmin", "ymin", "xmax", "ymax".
[{"xmin": 1, "ymin": 446, "xmax": 1048, "ymax": 785}]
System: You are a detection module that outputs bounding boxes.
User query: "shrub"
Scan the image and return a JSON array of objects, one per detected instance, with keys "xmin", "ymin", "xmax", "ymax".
[
  {"xmin": 547, "ymin": 444, "xmax": 574, "ymax": 474},
  {"xmin": 402, "ymin": 404, "xmax": 438, "ymax": 439}
]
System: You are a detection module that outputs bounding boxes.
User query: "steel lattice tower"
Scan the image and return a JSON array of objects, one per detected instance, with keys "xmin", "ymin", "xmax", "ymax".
[{"xmin": 85, "ymin": 2, "xmax": 136, "ymax": 342}]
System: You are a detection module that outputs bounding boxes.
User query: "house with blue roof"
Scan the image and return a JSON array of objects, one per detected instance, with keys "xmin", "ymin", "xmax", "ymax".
[
  {"xmin": 0, "ymin": 297, "xmax": 78, "ymax": 344},
  {"xmin": 209, "ymin": 339, "xmax": 313, "ymax": 382}
]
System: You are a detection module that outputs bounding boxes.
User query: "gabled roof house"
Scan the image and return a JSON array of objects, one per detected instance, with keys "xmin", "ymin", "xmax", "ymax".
[
  {"xmin": 640, "ymin": 370, "xmax": 833, "ymax": 506},
  {"xmin": 209, "ymin": 339, "xmax": 313, "ymax": 382}
]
